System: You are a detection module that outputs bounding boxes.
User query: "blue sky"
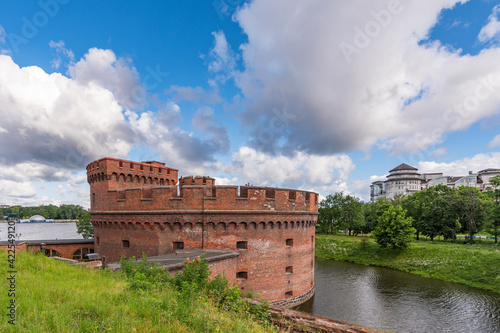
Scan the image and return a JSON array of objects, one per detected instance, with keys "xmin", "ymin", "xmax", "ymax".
[{"xmin": 0, "ymin": 0, "xmax": 499, "ymax": 208}]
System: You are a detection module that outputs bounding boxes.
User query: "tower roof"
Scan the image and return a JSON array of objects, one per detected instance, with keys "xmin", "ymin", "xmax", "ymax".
[{"xmin": 389, "ymin": 163, "xmax": 418, "ymax": 172}]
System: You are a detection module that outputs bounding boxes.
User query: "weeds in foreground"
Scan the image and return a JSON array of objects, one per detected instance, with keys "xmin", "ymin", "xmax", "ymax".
[
  {"xmin": 0, "ymin": 251, "xmax": 274, "ymax": 332},
  {"xmin": 120, "ymin": 253, "xmax": 271, "ymax": 326}
]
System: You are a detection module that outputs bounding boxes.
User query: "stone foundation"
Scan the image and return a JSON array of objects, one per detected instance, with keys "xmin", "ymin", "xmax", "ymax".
[{"xmin": 271, "ymin": 285, "xmax": 315, "ymax": 308}]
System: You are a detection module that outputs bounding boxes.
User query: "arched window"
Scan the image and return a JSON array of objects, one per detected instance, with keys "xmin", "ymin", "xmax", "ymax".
[
  {"xmin": 72, "ymin": 247, "xmax": 94, "ymax": 261},
  {"xmin": 45, "ymin": 249, "xmax": 60, "ymax": 257}
]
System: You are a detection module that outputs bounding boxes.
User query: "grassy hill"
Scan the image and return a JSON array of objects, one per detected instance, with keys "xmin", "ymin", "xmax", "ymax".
[{"xmin": 0, "ymin": 251, "xmax": 275, "ymax": 333}]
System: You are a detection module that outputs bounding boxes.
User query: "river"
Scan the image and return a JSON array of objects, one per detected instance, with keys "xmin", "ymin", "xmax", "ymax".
[
  {"xmin": 0, "ymin": 222, "xmax": 83, "ymax": 241},
  {"xmin": 294, "ymin": 258, "xmax": 500, "ymax": 333}
]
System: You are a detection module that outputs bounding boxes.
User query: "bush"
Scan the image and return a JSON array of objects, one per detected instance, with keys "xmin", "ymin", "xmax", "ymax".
[
  {"xmin": 373, "ymin": 205, "xmax": 415, "ymax": 253},
  {"xmin": 120, "ymin": 253, "xmax": 170, "ymax": 290},
  {"xmin": 119, "ymin": 252, "xmax": 272, "ymax": 324}
]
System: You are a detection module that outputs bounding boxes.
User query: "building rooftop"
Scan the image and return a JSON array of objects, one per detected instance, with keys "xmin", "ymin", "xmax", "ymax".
[
  {"xmin": 478, "ymin": 168, "xmax": 499, "ymax": 173},
  {"xmin": 389, "ymin": 163, "xmax": 418, "ymax": 172},
  {"xmin": 106, "ymin": 250, "xmax": 240, "ymax": 271},
  {"xmin": 448, "ymin": 176, "xmax": 462, "ymax": 183}
]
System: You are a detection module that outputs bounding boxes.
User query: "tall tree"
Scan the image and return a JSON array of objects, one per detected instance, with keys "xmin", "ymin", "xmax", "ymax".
[
  {"xmin": 456, "ymin": 187, "xmax": 487, "ymax": 244},
  {"xmin": 364, "ymin": 198, "xmax": 392, "ymax": 234},
  {"xmin": 339, "ymin": 195, "xmax": 365, "ymax": 235},
  {"xmin": 421, "ymin": 185, "xmax": 458, "ymax": 241},
  {"xmin": 318, "ymin": 193, "xmax": 344, "ymax": 234},
  {"xmin": 485, "ymin": 175, "xmax": 500, "ymax": 244},
  {"xmin": 373, "ymin": 205, "xmax": 415, "ymax": 253}
]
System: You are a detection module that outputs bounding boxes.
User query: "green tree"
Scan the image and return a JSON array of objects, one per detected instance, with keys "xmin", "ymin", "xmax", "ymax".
[
  {"xmin": 485, "ymin": 175, "xmax": 500, "ymax": 244},
  {"xmin": 318, "ymin": 193, "xmax": 365, "ymax": 235},
  {"xmin": 402, "ymin": 190, "xmax": 430, "ymax": 240},
  {"xmin": 373, "ymin": 205, "xmax": 415, "ymax": 253},
  {"xmin": 363, "ymin": 198, "xmax": 392, "ymax": 233},
  {"xmin": 456, "ymin": 187, "xmax": 487, "ymax": 244},
  {"xmin": 420, "ymin": 185, "xmax": 458, "ymax": 242},
  {"xmin": 44, "ymin": 204, "xmax": 59, "ymax": 219},
  {"xmin": 339, "ymin": 195, "xmax": 365, "ymax": 235},
  {"xmin": 76, "ymin": 211, "xmax": 94, "ymax": 239},
  {"xmin": 318, "ymin": 193, "xmax": 344, "ymax": 234},
  {"xmin": 403, "ymin": 185, "xmax": 458, "ymax": 241}
]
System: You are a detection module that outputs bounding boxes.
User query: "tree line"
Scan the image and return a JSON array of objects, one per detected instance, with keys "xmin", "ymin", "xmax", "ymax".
[
  {"xmin": 318, "ymin": 176, "xmax": 500, "ymax": 245},
  {"xmin": 1, "ymin": 204, "xmax": 87, "ymax": 220}
]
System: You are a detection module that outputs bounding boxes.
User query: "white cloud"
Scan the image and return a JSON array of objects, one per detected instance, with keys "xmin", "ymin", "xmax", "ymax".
[
  {"xmin": 218, "ymin": 146, "xmax": 354, "ymax": 199},
  {"xmin": 233, "ymin": 0, "xmax": 500, "ymax": 156},
  {"xmin": 68, "ymin": 48, "xmax": 146, "ymax": 110},
  {"xmin": 0, "ymin": 54, "xmax": 132, "ymax": 170},
  {"xmin": 206, "ymin": 31, "xmax": 238, "ymax": 82},
  {"xmin": 0, "ymin": 24, "xmax": 5, "ymax": 44},
  {"xmin": 418, "ymin": 152, "xmax": 500, "ymax": 176},
  {"xmin": 349, "ymin": 174, "xmax": 387, "ymax": 202},
  {"xmin": 192, "ymin": 106, "xmax": 230, "ymax": 153},
  {"xmin": 0, "ymin": 162, "xmax": 90, "ymax": 207},
  {"xmin": 431, "ymin": 147, "xmax": 447, "ymax": 156},
  {"xmin": 478, "ymin": 5, "xmax": 500, "ymax": 43},
  {"xmin": 0, "ymin": 50, "xmax": 141, "ymax": 206},
  {"xmin": 125, "ymin": 106, "xmax": 229, "ymax": 175},
  {"xmin": 488, "ymin": 134, "xmax": 500, "ymax": 148},
  {"xmin": 167, "ymin": 85, "xmax": 223, "ymax": 105},
  {"xmin": 49, "ymin": 40, "xmax": 75, "ymax": 69}
]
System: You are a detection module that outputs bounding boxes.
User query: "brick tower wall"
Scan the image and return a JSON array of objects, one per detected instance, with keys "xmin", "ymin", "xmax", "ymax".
[{"xmin": 88, "ymin": 158, "xmax": 318, "ymax": 303}]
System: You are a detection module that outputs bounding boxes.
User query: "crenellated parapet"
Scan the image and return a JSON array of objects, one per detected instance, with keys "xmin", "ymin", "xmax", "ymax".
[
  {"xmin": 90, "ymin": 183, "xmax": 318, "ymax": 213},
  {"xmin": 87, "ymin": 157, "xmax": 178, "ymax": 190}
]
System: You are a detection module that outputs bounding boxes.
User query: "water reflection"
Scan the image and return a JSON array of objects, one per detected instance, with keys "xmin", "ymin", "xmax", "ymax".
[{"xmin": 294, "ymin": 258, "xmax": 500, "ymax": 333}]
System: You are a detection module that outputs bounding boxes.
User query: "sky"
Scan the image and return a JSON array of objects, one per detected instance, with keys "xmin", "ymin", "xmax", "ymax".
[{"xmin": 0, "ymin": 0, "xmax": 500, "ymax": 208}]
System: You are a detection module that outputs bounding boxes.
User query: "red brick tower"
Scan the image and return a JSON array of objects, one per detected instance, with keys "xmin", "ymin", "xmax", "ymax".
[{"xmin": 87, "ymin": 157, "xmax": 318, "ymax": 307}]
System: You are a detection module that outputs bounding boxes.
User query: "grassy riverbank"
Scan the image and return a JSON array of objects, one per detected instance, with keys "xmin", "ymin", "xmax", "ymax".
[
  {"xmin": 316, "ymin": 234, "xmax": 500, "ymax": 294},
  {"xmin": 0, "ymin": 251, "xmax": 274, "ymax": 332}
]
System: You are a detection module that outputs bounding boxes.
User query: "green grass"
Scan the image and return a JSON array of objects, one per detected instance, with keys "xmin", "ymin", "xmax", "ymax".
[
  {"xmin": 0, "ymin": 251, "xmax": 275, "ymax": 333},
  {"xmin": 316, "ymin": 234, "xmax": 500, "ymax": 294}
]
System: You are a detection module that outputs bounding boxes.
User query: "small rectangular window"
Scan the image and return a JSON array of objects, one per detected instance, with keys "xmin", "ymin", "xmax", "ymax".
[
  {"xmin": 286, "ymin": 239, "xmax": 293, "ymax": 247},
  {"xmin": 159, "ymin": 168, "xmax": 162, "ymax": 174},
  {"xmin": 285, "ymin": 291, "xmax": 293, "ymax": 298},
  {"xmin": 286, "ymin": 266, "xmax": 293, "ymax": 274},
  {"xmin": 122, "ymin": 240, "xmax": 130, "ymax": 248},
  {"xmin": 119, "ymin": 161, "xmax": 123, "ymax": 168},
  {"xmin": 236, "ymin": 271, "xmax": 248, "ymax": 280},
  {"xmin": 236, "ymin": 241, "xmax": 248, "ymax": 250},
  {"xmin": 173, "ymin": 242, "xmax": 184, "ymax": 250},
  {"xmin": 130, "ymin": 163, "xmax": 134, "ymax": 169},
  {"xmin": 96, "ymin": 237, "xmax": 99, "ymax": 245},
  {"xmin": 140, "ymin": 165, "xmax": 144, "ymax": 171},
  {"xmin": 150, "ymin": 166, "xmax": 153, "ymax": 172}
]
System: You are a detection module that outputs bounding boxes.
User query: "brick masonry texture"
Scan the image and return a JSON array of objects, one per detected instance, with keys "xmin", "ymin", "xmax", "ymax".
[{"xmin": 87, "ymin": 157, "xmax": 319, "ymax": 304}]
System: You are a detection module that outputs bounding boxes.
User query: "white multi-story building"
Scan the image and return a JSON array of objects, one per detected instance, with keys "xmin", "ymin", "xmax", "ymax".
[{"xmin": 370, "ymin": 164, "xmax": 499, "ymax": 201}]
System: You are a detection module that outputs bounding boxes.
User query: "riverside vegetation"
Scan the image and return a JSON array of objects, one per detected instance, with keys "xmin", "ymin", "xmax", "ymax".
[
  {"xmin": 315, "ymin": 181, "xmax": 500, "ymax": 293},
  {"xmin": 0, "ymin": 251, "xmax": 274, "ymax": 332},
  {"xmin": 315, "ymin": 234, "xmax": 500, "ymax": 294}
]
